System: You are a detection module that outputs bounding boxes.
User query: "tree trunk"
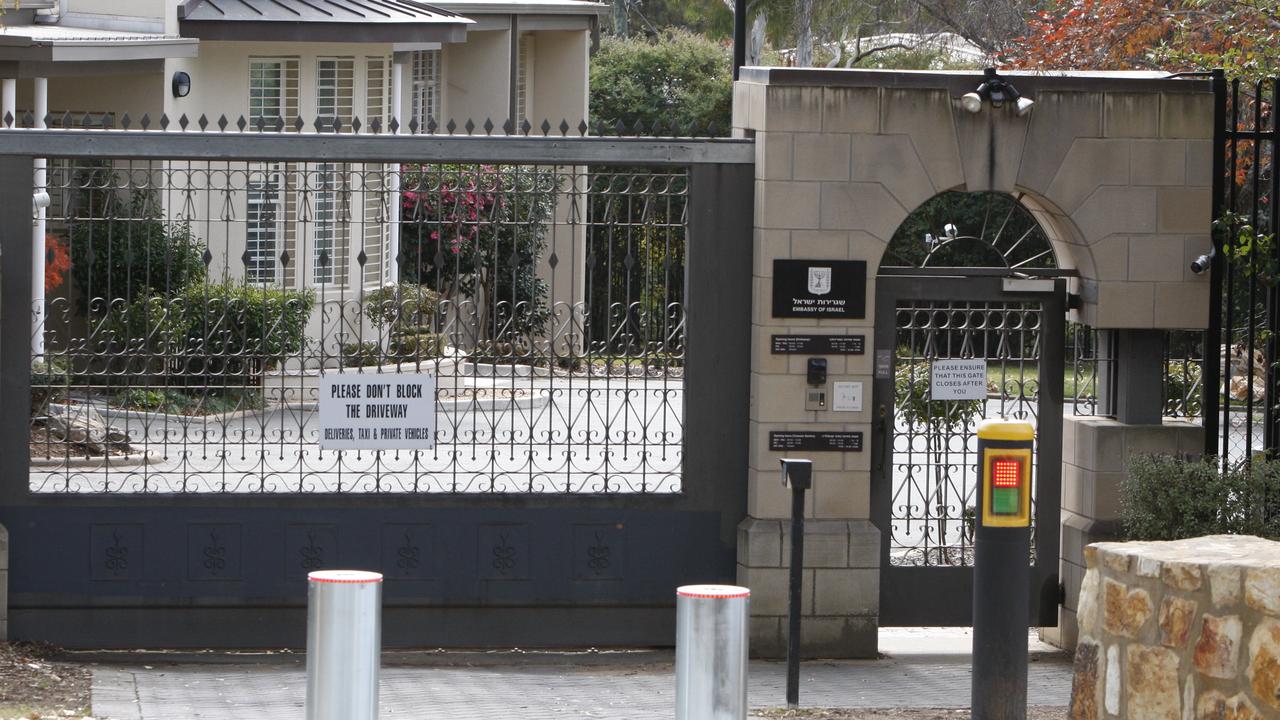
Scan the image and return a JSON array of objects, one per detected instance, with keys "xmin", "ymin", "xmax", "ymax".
[
  {"xmin": 749, "ymin": 12, "xmax": 767, "ymax": 66},
  {"xmin": 612, "ymin": 0, "xmax": 628, "ymax": 37},
  {"xmin": 794, "ymin": 0, "xmax": 815, "ymax": 67}
]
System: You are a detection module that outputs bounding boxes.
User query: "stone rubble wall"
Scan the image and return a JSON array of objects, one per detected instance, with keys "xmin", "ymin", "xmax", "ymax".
[{"xmin": 1070, "ymin": 535, "xmax": 1280, "ymax": 719}]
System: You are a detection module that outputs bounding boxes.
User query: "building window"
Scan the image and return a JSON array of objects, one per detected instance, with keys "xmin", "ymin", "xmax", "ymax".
[
  {"xmin": 515, "ymin": 33, "xmax": 534, "ymax": 127},
  {"xmin": 248, "ymin": 57, "xmax": 298, "ymax": 126},
  {"xmin": 312, "ymin": 163, "xmax": 349, "ymax": 286},
  {"xmin": 364, "ymin": 57, "xmax": 391, "ymax": 287},
  {"xmin": 246, "ymin": 165, "xmax": 283, "ymax": 284},
  {"xmin": 316, "ymin": 57, "xmax": 355, "ymax": 130},
  {"xmin": 411, "ymin": 49, "xmax": 441, "ymax": 127}
]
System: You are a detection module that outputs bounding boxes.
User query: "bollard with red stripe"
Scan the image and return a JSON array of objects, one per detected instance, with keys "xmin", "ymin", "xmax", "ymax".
[
  {"xmin": 306, "ymin": 570, "xmax": 383, "ymax": 720},
  {"xmin": 675, "ymin": 584, "xmax": 750, "ymax": 720}
]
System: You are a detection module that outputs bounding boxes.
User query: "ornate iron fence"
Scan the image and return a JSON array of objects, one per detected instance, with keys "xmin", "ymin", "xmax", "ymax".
[
  {"xmin": 1206, "ymin": 74, "xmax": 1278, "ymax": 466},
  {"xmin": 23, "ymin": 124, "xmax": 706, "ymax": 494}
]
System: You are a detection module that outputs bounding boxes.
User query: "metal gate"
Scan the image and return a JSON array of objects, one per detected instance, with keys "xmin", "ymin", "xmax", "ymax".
[
  {"xmin": 0, "ymin": 121, "xmax": 753, "ymax": 647},
  {"xmin": 871, "ymin": 274, "xmax": 1065, "ymax": 626}
]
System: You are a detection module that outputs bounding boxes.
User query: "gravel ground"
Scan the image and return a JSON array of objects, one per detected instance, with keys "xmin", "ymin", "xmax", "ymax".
[{"xmin": 0, "ymin": 643, "xmax": 92, "ymax": 720}]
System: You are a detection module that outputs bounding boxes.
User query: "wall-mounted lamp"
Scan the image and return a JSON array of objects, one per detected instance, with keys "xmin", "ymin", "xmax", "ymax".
[
  {"xmin": 171, "ymin": 71, "xmax": 192, "ymax": 99},
  {"xmin": 961, "ymin": 68, "xmax": 1034, "ymax": 116}
]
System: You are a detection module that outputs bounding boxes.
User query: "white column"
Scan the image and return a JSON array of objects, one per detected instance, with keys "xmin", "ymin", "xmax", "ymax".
[
  {"xmin": 1, "ymin": 78, "xmax": 15, "ymax": 125},
  {"xmin": 33, "ymin": 77, "xmax": 48, "ymax": 359},
  {"xmin": 387, "ymin": 58, "xmax": 405, "ymax": 286}
]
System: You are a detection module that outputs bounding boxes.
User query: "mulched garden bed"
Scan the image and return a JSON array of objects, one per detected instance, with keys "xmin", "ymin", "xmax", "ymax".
[{"xmin": 0, "ymin": 642, "xmax": 92, "ymax": 719}]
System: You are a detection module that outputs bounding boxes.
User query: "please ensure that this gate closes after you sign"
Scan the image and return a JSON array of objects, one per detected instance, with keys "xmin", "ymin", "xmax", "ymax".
[
  {"xmin": 930, "ymin": 359, "xmax": 988, "ymax": 401},
  {"xmin": 318, "ymin": 374, "xmax": 437, "ymax": 450}
]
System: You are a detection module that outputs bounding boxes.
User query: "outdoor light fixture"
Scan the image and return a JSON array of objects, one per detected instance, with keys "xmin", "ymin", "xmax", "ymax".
[
  {"xmin": 961, "ymin": 68, "xmax": 1034, "ymax": 116},
  {"xmin": 171, "ymin": 71, "xmax": 191, "ymax": 99}
]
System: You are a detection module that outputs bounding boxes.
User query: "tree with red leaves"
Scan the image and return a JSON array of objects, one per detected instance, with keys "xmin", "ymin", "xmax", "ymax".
[
  {"xmin": 45, "ymin": 234, "xmax": 70, "ymax": 292},
  {"xmin": 1003, "ymin": 0, "xmax": 1279, "ymax": 77}
]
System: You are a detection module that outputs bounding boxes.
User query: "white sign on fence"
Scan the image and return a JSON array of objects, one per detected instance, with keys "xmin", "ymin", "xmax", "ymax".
[
  {"xmin": 318, "ymin": 373, "xmax": 436, "ymax": 450},
  {"xmin": 930, "ymin": 359, "xmax": 988, "ymax": 401}
]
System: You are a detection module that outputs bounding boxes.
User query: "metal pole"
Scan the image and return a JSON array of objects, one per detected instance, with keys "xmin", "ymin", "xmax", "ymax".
[
  {"xmin": 779, "ymin": 458, "xmax": 812, "ymax": 708},
  {"xmin": 33, "ymin": 76, "xmax": 48, "ymax": 361},
  {"xmin": 675, "ymin": 585, "xmax": 750, "ymax": 720},
  {"xmin": 1204, "ymin": 68, "xmax": 1226, "ymax": 457},
  {"xmin": 306, "ymin": 570, "xmax": 383, "ymax": 720},
  {"xmin": 1, "ymin": 79, "xmax": 15, "ymax": 124},
  {"xmin": 971, "ymin": 421, "xmax": 1033, "ymax": 720},
  {"xmin": 388, "ymin": 58, "xmax": 404, "ymax": 286},
  {"xmin": 733, "ymin": 0, "xmax": 747, "ymax": 80},
  {"xmin": 786, "ymin": 481, "xmax": 804, "ymax": 706}
]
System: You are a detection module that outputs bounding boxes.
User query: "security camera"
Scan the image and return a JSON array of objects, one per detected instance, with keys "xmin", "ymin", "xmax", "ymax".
[
  {"xmin": 1189, "ymin": 246, "xmax": 1215, "ymax": 274},
  {"xmin": 944, "ymin": 223, "xmax": 958, "ymax": 239}
]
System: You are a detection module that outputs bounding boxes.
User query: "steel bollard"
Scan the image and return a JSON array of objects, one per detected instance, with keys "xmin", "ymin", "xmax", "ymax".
[
  {"xmin": 675, "ymin": 584, "xmax": 750, "ymax": 720},
  {"xmin": 306, "ymin": 570, "xmax": 383, "ymax": 720}
]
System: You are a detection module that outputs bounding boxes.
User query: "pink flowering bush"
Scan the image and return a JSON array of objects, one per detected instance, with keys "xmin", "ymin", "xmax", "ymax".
[{"xmin": 399, "ymin": 164, "xmax": 553, "ymax": 343}]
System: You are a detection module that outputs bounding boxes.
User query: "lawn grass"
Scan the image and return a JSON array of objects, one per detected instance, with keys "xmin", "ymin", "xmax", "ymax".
[{"xmin": 982, "ymin": 365, "xmax": 1095, "ymax": 399}]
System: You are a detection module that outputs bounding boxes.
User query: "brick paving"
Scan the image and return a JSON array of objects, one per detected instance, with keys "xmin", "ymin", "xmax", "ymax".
[{"xmin": 90, "ymin": 632, "xmax": 1073, "ymax": 720}]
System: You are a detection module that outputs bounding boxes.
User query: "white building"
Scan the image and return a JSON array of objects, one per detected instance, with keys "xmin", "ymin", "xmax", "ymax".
[{"xmin": 1, "ymin": 0, "xmax": 603, "ymax": 347}]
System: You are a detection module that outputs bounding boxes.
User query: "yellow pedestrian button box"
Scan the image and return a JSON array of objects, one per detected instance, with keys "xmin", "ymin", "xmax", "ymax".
[{"xmin": 976, "ymin": 419, "xmax": 1033, "ymax": 528}]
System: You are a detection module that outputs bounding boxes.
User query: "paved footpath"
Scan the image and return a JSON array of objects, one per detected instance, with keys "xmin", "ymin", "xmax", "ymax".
[{"xmin": 90, "ymin": 630, "xmax": 1073, "ymax": 720}]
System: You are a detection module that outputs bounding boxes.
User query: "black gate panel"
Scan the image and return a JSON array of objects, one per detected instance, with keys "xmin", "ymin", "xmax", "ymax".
[
  {"xmin": 3, "ymin": 504, "xmax": 727, "ymax": 647},
  {"xmin": 871, "ymin": 275, "xmax": 1064, "ymax": 627},
  {"xmin": 0, "ymin": 140, "xmax": 753, "ymax": 648}
]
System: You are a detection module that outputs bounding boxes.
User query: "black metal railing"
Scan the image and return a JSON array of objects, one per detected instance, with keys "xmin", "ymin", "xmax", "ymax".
[
  {"xmin": 20, "ymin": 122, "xmax": 723, "ymax": 493},
  {"xmin": 1206, "ymin": 73, "xmax": 1279, "ymax": 466}
]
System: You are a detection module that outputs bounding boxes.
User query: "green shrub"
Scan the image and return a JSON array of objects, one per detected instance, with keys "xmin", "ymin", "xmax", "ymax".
[
  {"xmin": 342, "ymin": 333, "xmax": 445, "ymax": 368},
  {"xmin": 1123, "ymin": 454, "xmax": 1280, "ymax": 540},
  {"xmin": 590, "ymin": 30, "xmax": 732, "ymax": 133},
  {"xmin": 112, "ymin": 387, "xmax": 265, "ymax": 416},
  {"xmin": 364, "ymin": 284, "xmax": 440, "ymax": 331},
  {"xmin": 69, "ymin": 187, "xmax": 207, "ymax": 303},
  {"xmin": 125, "ymin": 283, "xmax": 314, "ymax": 372}
]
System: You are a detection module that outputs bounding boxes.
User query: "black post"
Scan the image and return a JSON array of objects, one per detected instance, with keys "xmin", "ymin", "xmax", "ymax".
[
  {"xmin": 971, "ymin": 423, "xmax": 1033, "ymax": 720},
  {"xmin": 779, "ymin": 458, "xmax": 812, "ymax": 709},
  {"xmin": 1204, "ymin": 68, "xmax": 1226, "ymax": 456},
  {"xmin": 732, "ymin": 0, "xmax": 747, "ymax": 80}
]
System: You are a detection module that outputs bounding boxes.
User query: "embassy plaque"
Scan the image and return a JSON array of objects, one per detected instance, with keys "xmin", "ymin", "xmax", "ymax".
[
  {"xmin": 772, "ymin": 259, "xmax": 866, "ymax": 318},
  {"xmin": 769, "ymin": 431, "xmax": 863, "ymax": 452},
  {"xmin": 770, "ymin": 334, "xmax": 866, "ymax": 354}
]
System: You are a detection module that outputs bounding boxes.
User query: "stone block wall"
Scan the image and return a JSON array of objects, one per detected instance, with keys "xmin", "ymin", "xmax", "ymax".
[
  {"xmin": 1070, "ymin": 535, "xmax": 1280, "ymax": 719},
  {"xmin": 1044, "ymin": 418, "xmax": 1203, "ymax": 651},
  {"xmin": 738, "ymin": 518, "xmax": 880, "ymax": 657},
  {"xmin": 733, "ymin": 67, "xmax": 1214, "ymax": 658}
]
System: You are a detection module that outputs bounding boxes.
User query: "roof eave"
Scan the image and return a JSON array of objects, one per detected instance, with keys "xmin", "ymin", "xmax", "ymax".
[
  {"xmin": 430, "ymin": 2, "xmax": 608, "ymax": 16},
  {"xmin": 178, "ymin": 19, "xmax": 471, "ymax": 44}
]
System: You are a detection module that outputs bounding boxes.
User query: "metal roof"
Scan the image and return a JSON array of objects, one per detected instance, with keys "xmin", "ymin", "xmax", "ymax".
[
  {"xmin": 0, "ymin": 24, "xmax": 199, "ymax": 64},
  {"xmin": 178, "ymin": 0, "xmax": 472, "ymax": 43}
]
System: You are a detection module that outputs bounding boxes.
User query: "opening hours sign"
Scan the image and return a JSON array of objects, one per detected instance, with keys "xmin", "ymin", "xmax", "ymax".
[{"xmin": 318, "ymin": 373, "xmax": 437, "ymax": 450}]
